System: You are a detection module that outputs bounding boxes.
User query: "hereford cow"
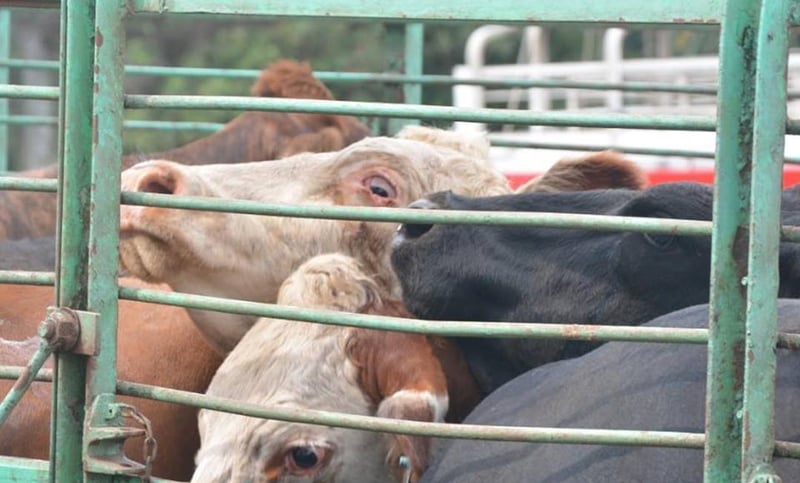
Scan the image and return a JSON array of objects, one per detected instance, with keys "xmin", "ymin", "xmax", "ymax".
[
  {"xmin": 420, "ymin": 301, "xmax": 800, "ymax": 482},
  {"xmin": 0, "ymin": 276, "xmax": 223, "ymax": 480},
  {"xmin": 193, "ymin": 254, "xmax": 481, "ymax": 483},
  {"xmin": 118, "ymin": 127, "xmax": 511, "ymax": 354},
  {"xmin": 0, "ymin": 59, "xmax": 370, "ymax": 241},
  {"xmin": 391, "ymin": 183, "xmax": 800, "ymax": 394}
]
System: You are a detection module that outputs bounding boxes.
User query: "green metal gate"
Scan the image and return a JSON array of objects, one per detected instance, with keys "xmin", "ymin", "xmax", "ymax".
[{"xmin": 0, "ymin": 0, "xmax": 798, "ymax": 481}]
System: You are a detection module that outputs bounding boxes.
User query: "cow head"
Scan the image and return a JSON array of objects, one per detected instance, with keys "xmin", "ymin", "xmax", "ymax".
[
  {"xmin": 193, "ymin": 254, "xmax": 454, "ymax": 483},
  {"xmin": 391, "ymin": 182, "xmax": 800, "ymax": 393},
  {"xmin": 119, "ymin": 127, "xmax": 510, "ymax": 353}
]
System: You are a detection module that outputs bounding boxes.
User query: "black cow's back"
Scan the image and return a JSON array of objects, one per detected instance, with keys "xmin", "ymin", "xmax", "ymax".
[{"xmin": 422, "ymin": 301, "xmax": 800, "ymax": 482}]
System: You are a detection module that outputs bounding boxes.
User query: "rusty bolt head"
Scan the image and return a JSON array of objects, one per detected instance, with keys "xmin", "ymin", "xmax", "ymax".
[{"xmin": 42, "ymin": 308, "xmax": 81, "ymax": 352}]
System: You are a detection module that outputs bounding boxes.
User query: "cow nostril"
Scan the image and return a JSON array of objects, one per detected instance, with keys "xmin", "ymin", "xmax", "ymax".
[
  {"xmin": 395, "ymin": 197, "xmax": 439, "ymax": 243},
  {"xmin": 141, "ymin": 180, "xmax": 174, "ymax": 195},
  {"xmin": 400, "ymin": 222, "xmax": 433, "ymax": 240}
]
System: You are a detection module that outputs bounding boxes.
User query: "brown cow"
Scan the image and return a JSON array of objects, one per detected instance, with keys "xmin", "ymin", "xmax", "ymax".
[
  {"xmin": 193, "ymin": 254, "xmax": 481, "ymax": 483},
  {"xmin": 0, "ymin": 59, "xmax": 370, "ymax": 241},
  {"xmin": 0, "ymin": 278, "xmax": 223, "ymax": 481},
  {"xmin": 118, "ymin": 127, "xmax": 511, "ymax": 354}
]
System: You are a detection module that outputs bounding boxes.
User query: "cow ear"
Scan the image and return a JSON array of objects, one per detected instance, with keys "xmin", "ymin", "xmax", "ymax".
[
  {"xmin": 377, "ymin": 390, "xmax": 444, "ymax": 482},
  {"xmin": 121, "ymin": 160, "xmax": 187, "ymax": 196},
  {"xmin": 347, "ymin": 329, "xmax": 449, "ymax": 482},
  {"xmin": 518, "ymin": 151, "xmax": 647, "ymax": 193}
]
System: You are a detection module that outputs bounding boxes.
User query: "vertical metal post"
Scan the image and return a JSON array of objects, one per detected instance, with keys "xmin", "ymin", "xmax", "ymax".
[
  {"xmin": 383, "ymin": 23, "xmax": 404, "ymax": 135},
  {"xmin": 83, "ymin": 0, "xmax": 126, "ymax": 481},
  {"xmin": 742, "ymin": 0, "xmax": 790, "ymax": 480},
  {"xmin": 403, "ymin": 22, "xmax": 424, "ymax": 126},
  {"xmin": 52, "ymin": 0, "xmax": 96, "ymax": 480},
  {"xmin": 0, "ymin": 8, "xmax": 10, "ymax": 172},
  {"xmin": 704, "ymin": 0, "xmax": 761, "ymax": 481}
]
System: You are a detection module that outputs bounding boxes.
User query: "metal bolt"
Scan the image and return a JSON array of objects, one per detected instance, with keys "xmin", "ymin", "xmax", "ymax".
[{"xmin": 42, "ymin": 308, "xmax": 81, "ymax": 352}]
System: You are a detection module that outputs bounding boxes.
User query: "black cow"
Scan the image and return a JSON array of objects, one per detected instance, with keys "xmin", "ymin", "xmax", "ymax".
[
  {"xmin": 420, "ymin": 300, "xmax": 800, "ymax": 482},
  {"xmin": 391, "ymin": 183, "xmax": 800, "ymax": 393}
]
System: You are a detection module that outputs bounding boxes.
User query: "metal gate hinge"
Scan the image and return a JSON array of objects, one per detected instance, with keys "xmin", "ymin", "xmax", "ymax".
[{"xmin": 84, "ymin": 394, "xmax": 158, "ymax": 481}]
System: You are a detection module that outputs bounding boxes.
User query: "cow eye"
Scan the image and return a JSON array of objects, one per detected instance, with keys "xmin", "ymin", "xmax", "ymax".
[
  {"xmin": 366, "ymin": 176, "xmax": 396, "ymax": 199},
  {"xmin": 644, "ymin": 232, "xmax": 676, "ymax": 250},
  {"xmin": 284, "ymin": 445, "xmax": 330, "ymax": 476}
]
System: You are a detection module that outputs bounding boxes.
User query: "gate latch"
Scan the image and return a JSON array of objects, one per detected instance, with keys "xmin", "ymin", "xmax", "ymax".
[{"xmin": 84, "ymin": 394, "xmax": 159, "ymax": 481}]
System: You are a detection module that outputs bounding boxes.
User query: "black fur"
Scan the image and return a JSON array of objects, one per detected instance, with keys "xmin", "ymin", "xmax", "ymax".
[{"xmin": 391, "ymin": 183, "xmax": 800, "ymax": 393}]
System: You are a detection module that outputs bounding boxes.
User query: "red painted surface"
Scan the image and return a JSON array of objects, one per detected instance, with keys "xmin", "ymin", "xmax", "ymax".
[{"xmin": 505, "ymin": 166, "xmax": 800, "ymax": 190}]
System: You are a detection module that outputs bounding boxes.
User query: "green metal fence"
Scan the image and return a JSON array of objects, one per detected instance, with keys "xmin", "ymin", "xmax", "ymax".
[{"xmin": 0, "ymin": 0, "xmax": 797, "ymax": 481}]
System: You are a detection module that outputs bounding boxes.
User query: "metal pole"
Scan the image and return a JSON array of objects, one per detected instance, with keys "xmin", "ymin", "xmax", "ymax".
[
  {"xmin": 402, "ymin": 22, "xmax": 423, "ymax": 127},
  {"xmin": 0, "ymin": 8, "xmax": 10, "ymax": 172},
  {"xmin": 741, "ymin": 0, "xmax": 791, "ymax": 479},
  {"xmin": 704, "ymin": 0, "xmax": 761, "ymax": 481},
  {"xmin": 52, "ymin": 0, "xmax": 96, "ymax": 480}
]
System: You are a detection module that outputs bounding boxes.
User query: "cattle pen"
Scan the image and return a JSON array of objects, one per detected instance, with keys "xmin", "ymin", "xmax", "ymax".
[{"xmin": 0, "ymin": 0, "xmax": 798, "ymax": 482}]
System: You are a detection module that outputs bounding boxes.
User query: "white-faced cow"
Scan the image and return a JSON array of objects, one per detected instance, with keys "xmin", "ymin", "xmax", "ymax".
[
  {"xmin": 391, "ymin": 184, "xmax": 800, "ymax": 394},
  {"xmin": 193, "ymin": 254, "xmax": 481, "ymax": 483},
  {"xmin": 420, "ymin": 300, "xmax": 800, "ymax": 482},
  {"xmin": 118, "ymin": 127, "xmax": 511, "ymax": 354}
]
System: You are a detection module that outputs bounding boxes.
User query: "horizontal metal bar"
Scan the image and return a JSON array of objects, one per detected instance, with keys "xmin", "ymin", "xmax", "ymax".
[
  {"xmin": 121, "ymin": 119, "xmax": 222, "ymax": 131},
  {"xmin": 0, "ymin": 58, "xmax": 723, "ymax": 94},
  {"xmin": 117, "ymin": 287, "xmax": 800, "ymax": 349},
  {"xmin": 0, "ymin": 455, "xmax": 178, "ymax": 483},
  {"xmin": 0, "ymin": 366, "xmax": 52, "ymax": 381},
  {"xmin": 120, "ymin": 191, "xmax": 800, "ymax": 242},
  {"xmin": 0, "ymin": 176, "xmax": 57, "ymax": 192},
  {"xmin": 116, "ymin": 379, "xmax": 706, "ymax": 448},
  {"xmin": 115, "ymin": 379, "xmax": 800, "ymax": 458},
  {"xmin": 492, "ymin": 138, "xmax": 718, "ymax": 159},
  {"xmin": 5, "ymin": 115, "xmax": 799, "ymax": 164},
  {"xmin": 492, "ymin": 139, "xmax": 800, "ymax": 165},
  {"xmin": 0, "ymin": 84, "xmax": 59, "ymax": 100},
  {"xmin": 124, "ymin": 94, "xmax": 718, "ymax": 131},
  {"xmin": 0, "ymin": 271, "xmax": 56, "ymax": 285},
  {"xmin": 119, "ymin": 286, "xmax": 709, "ymax": 342},
  {"xmin": 0, "ymin": 456, "xmax": 49, "ymax": 483},
  {"xmin": 0, "ymin": 114, "xmax": 224, "ymax": 132},
  {"xmin": 128, "ymin": 0, "xmax": 723, "ymax": 25},
  {"xmin": 120, "ymin": 191, "xmax": 716, "ymax": 235}
]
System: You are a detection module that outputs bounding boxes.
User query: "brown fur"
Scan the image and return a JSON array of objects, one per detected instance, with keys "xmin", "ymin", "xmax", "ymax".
[
  {"xmin": 516, "ymin": 151, "xmax": 647, "ymax": 193},
  {"xmin": 250, "ymin": 60, "xmax": 333, "ymax": 100},
  {"xmin": 0, "ymin": 59, "xmax": 370, "ymax": 242},
  {"xmin": 0, "ymin": 279, "xmax": 223, "ymax": 480},
  {"xmin": 355, "ymin": 299, "xmax": 481, "ymax": 423}
]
